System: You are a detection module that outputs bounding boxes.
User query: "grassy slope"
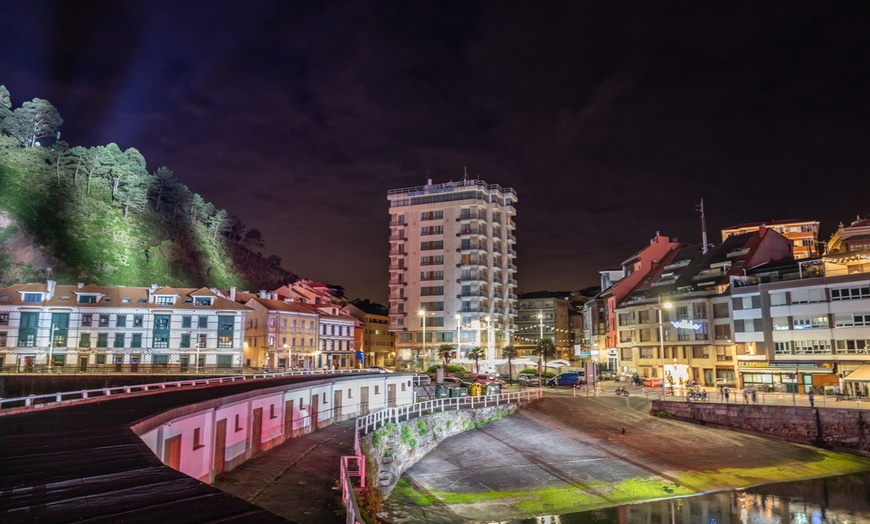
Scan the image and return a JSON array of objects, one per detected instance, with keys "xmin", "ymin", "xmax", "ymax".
[{"xmin": 0, "ymin": 149, "xmax": 245, "ymax": 288}]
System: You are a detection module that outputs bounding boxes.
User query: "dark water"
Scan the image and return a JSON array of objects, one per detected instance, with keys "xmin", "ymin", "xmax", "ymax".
[{"xmin": 514, "ymin": 472, "xmax": 870, "ymax": 524}]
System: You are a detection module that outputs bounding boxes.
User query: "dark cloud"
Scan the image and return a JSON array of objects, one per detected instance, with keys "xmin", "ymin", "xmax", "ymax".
[{"xmin": 2, "ymin": 1, "xmax": 869, "ymax": 302}]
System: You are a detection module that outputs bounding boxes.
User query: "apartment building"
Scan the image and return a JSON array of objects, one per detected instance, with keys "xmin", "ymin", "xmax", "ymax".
[
  {"xmin": 387, "ymin": 177, "xmax": 517, "ymax": 369},
  {"xmin": 722, "ymin": 219, "xmax": 820, "ymax": 259},
  {"xmin": 514, "ymin": 292, "xmax": 571, "ymax": 359},
  {"xmin": 828, "ymin": 216, "xmax": 870, "ymax": 255},
  {"xmin": 241, "ymin": 295, "xmax": 319, "ymax": 371},
  {"xmin": 582, "ymin": 235, "xmax": 688, "ymax": 374},
  {"xmin": 0, "ymin": 282, "xmax": 249, "ymax": 372},
  {"xmin": 345, "ymin": 299, "xmax": 395, "ymax": 368},
  {"xmin": 731, "ymin": 253, "xmax": 870, "ymax": 396},
  {"xmin": 613, "ymin": 228, "xmax": 794, "ymax": 387}
]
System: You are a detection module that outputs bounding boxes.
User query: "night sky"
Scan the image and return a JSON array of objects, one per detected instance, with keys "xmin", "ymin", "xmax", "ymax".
[{"xmin": 2, "ymin": 1, "xmax": 869, "ymax": 303}]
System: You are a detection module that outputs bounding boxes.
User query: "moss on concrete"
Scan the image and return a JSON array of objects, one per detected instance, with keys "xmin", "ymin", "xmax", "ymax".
[{"xmin": 387, "ymin": 449, "xmax": 870, "ymax": 519}]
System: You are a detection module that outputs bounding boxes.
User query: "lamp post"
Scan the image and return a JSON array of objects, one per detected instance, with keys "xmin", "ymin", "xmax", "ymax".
[
  {"xmin": 537, "ymin": 311, "xmax": 544, "ymax": 395},
  {"xmin": 418, "ymin": 310, "xmax": 427, "ymax": 370},
  {"xmin": 656, "ymin": 297, "xmax": 673, "ymax": 399},
  {"xmin": 48, "ymin": 325, "xmax": 58, "ymax": 373},
  {"xmin": 455, "ymin": 313, "xmax": 462, "ymax": 360}
]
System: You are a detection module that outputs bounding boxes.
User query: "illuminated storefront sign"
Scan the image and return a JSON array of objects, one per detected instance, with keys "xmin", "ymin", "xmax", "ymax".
[{"xmin": 671, "ymin": 320, "xmax": 702, "ymax": 330}]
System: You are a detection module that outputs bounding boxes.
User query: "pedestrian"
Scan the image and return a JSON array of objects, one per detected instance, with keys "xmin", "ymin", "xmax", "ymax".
[
  {"xmin": 723, "ymin": 386, "xmax": 730, "ymax": 403},
  {"xmin": 808, "ymin": 389, "xmax": 815, "ymax": 408},
  {"xmin": 751, "ymin": 389, "xmax": 757, "ymax": 404},
  {"xmin": 262, "ymin": 364, "xmax": 267, "ymax": 373},
  {"xmin": 743, "ymin": 388, "xmax": 750, "ymax": 404}
]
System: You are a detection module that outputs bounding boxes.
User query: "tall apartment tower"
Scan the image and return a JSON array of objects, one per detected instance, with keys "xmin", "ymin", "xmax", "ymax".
[{"xmin": 387, "ymin": 177, "xmax": 518, "ymax": 370}]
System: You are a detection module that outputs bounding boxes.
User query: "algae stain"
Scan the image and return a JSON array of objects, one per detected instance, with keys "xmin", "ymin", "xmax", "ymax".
[{"xmin": 676, "ymin": 449, "xmax": 870, "ymax": 492}]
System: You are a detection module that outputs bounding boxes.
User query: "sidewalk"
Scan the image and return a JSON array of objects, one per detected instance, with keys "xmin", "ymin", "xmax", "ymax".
[{"xmin": 212, "ymin": 419, "xmax": 357, "ymax": 524}]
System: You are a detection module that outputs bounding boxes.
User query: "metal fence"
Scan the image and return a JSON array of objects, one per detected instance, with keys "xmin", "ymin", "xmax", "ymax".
[
  {"xmin": 341, "ymin": 389, "xmax": 541, "ymax": 523},
  {"xmin": 0, "ymin": 368, "xmax": 372, "ymax": 411}
]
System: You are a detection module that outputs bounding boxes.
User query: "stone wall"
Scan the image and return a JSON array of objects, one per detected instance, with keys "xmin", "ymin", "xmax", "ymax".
[
  {"xmin": 651, "ymin": 401, "xmax": 869, "ymax": 455},
  {"xmin": 361, "ymin": 404, "xmax": 517, "ymax": 496}
]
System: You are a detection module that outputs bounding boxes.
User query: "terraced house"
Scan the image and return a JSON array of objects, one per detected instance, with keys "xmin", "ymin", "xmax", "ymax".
[
  {"xmin": 0, "ymin": 282, "xmax": 250, "ymax": 373},
  {"xmin": 613, "ymin": 228, "xmax": 794, "ymax": 387}
]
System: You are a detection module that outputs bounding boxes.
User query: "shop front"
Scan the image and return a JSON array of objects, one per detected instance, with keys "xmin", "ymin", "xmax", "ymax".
[{"xmin": 738, "ymin": 360, "xmax": 836, "ymax": 393}]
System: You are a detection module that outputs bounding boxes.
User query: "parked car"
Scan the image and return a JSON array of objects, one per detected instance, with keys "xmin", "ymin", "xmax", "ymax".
[
  {"xmin": 438, "ymin": 376, "xmax": 471, "ymax": 387},
  {"xmin": 547, "ymin": 372, "xmax": 585, "ymax": 387},
  {"xmin": 456, "ymin": 373, "xmax": 505, "ymax": 386},
  {"xmin": 367, "ymin": 366, "xmax": 393, "ymax": 373},
  {"xmin": 517, "ymin": 374, "xmax": 541, "ymax": 387}
]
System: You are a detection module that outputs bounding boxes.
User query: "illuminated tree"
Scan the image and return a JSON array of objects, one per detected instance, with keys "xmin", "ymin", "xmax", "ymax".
[{"xmin": 5, "ymin": 98, "xmax": 63, "ymax": 148}]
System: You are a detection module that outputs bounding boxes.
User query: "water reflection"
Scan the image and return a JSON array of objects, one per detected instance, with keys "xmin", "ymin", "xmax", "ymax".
[{"xmin": 511, "ymin": 472, "xmax": 870, "ymax": 524}]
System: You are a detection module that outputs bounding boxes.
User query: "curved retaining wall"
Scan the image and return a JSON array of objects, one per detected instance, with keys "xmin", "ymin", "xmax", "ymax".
[
  {"xmin": 131, "ymin": 374, "xmax": 416, "ymax": 483},
  {"xmin": 362, "ymin": 404, "xmax": 518, "ymax": 497},
  {"xmin": 651, "ymin": 401, "xmax": 870, "ymax": 456}
]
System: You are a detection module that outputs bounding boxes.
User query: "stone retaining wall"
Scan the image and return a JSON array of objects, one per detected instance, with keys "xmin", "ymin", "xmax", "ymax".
[
  {"xmin": 361, "ymin": 404, "xmax": 517, "ymax": 496},
  {"xmin": 651, "ymin": 401, "xmax": 869, "ymax": 455}
]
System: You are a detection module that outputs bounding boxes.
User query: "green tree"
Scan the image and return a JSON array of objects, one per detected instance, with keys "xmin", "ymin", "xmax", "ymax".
[
  {"xmin": 5, "ymin": 98, "xmax": 63, "ymax": 148},
  {"xmin": 502, "ymin": 344, "xmax": 518, "ymax": 383},
  {"xmin": 150, "ymin": 166, "xmax": 176, "ymax": 213},
  {"xmin": 535, "ymin": 337, "xmax": 556, "ymax": 363},
  {"xmin": 243, "ymin": 228, "xmax": 266, "ymax": 249},
  {"xmin": 438, "ymin": 344, "xmax": 455, "ymax": 369},
  {"xmin": 49, "ymin": 141, "xmax": 71, "ymax": 184},
  {"xmin": 209, "ymin": 209, "xmax": 232, "ymax": 242},
  {"xmin": 0, "ymin": 85, "xmax": 12, "ymax": 124},
  {"xmin": 466, "ymin": 346, "xmax": 483, "ymax": 374},
  {"xmin": 68, "ymin": 145, "xmax": 87, "ymax": 186}
]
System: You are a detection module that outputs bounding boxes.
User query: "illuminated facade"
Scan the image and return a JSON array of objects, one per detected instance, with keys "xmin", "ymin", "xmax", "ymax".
[
  {"xmin": 722, "ymin": 219, "xmax": 820, "ymax": 259},
  {"xmin": 514, "ymin": 292, "xmax": 571, "ymax": 359},
  {"xmin": 613, "ymin": 228, "xmax": 794, "ymax": 387},
  {"xmin": 387, "ymin": 177, "xmax": 517, "ymax": 369},
  {"xmin": 345, "ymin": 299, "xmax": 395, "ymax": 368},
  {"xmin": 0, "ymin": 282, "xmax": 249, "ymax": 373}
]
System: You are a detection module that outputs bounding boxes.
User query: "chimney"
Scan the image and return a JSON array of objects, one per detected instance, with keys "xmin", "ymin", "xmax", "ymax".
[
  {"xmin": 259, "ymin": 290, "xmax": 268, "ymax": 299},
  {"xmin": 77, "ymin": 282, "xmax": 84, "ymax": 288},
  {"xmin": 271, "ymin": 292, "xmax": 278, "ymax": 300},
  {"xmin": 229, "ymin": 286, "xmax": 236, "ymax": 301},
  {"xmin": 47, "ymin": 280, "xmax": 56, "ymax": 300}
]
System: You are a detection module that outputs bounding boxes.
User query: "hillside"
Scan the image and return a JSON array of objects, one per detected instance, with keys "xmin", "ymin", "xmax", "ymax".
[{"xmin": 0, "ymin": 88, "xmax": 296, "ymax": 290}]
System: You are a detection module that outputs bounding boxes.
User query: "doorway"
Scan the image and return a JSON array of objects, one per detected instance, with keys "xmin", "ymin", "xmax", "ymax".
[
  {"xmin": 251, "ymin": 408, "xmax": 263, "ymax": 455},
  {"xmin": 214, "ymin": 419, "xmax": 227, "ymax": 475},
  {"xmin": 163, "ymin": 435, "xmax": 181, "ymax": 470}
]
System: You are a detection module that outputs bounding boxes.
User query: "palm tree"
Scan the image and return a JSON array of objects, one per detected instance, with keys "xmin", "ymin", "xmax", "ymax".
[
  {"xmin": 502, "ymin": 344, "xmax": 518, "ymax": 383},
  {"xmin": 535, "ymin": 337, "xmax": 556, "ymax": 366},
  {"xmin": 466, "ymin": 346, "xmax": 483, "ymax": 373},
  {"xmin": 438, "ymin": 344, "xmax": 455, "ymax": 369}
]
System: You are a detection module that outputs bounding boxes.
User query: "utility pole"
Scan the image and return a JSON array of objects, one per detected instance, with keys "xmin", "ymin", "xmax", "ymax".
[{"xmin": 697, "ymin": 199, "xmax": 708, "ymax": 254}]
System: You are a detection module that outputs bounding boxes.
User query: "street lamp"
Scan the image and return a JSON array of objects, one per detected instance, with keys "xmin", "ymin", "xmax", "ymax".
[
  {"xmin": 49, "ymin": 325, "xmax": 58, "ymax": 373},
  {"xmin": 537, "ymin": 311, "xmax": 544, "ymax": 395},
  {"xmin": 656, "ymin": 297, "xmax": 673, "ymax": 399},
  {"xmin": 418, "ymin": 309, "xmax": 428, "ymax": 370},
  {"xmin": 455, "ymin": 313, "xmax": 462, "ymax": 359}
]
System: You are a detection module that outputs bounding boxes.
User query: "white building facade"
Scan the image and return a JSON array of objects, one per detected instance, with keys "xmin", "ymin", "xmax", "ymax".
[
  {"xmin": 387, "ymin": 178, "xmax": 517, "ymax": 369},
  {"xmin": 0, "ymin": 282, "xmax": 249, "ymax": 373}
]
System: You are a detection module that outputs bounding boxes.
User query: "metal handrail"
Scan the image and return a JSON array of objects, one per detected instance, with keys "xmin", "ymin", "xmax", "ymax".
[
  {"xmin": 342, "ymin": 388, "xmax": 540, "ymax": 522},
  {"xmin": 0, "ymin": 368, "xmax": 372, "ymax": 411}
]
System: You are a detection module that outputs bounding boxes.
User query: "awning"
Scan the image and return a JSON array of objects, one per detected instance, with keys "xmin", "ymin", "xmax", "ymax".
[{"xmin": 843, "ymin": 365, "xmax": 870, "ymax": 382}]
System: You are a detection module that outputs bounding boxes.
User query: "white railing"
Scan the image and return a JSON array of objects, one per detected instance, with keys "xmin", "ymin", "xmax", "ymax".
[
  {"xmin": 342, "ymin": 388, "xmax": 540, "ymax": 522},
  {"xmin": 355, "ymin": 389, "xmax": 539, "ymax": 436},
  {"xmin": 0, "ymin": 369, "xmax": 375, "ymax": 411}
]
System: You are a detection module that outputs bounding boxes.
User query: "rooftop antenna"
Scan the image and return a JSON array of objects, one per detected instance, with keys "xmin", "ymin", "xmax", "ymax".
[
  {"xmin": 462, "ymin": 166, "xmax": 468, "ymax": 181},
  {"xmin": 696, "ymin": 199, "xmax": 708, "ymax": 254}
]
